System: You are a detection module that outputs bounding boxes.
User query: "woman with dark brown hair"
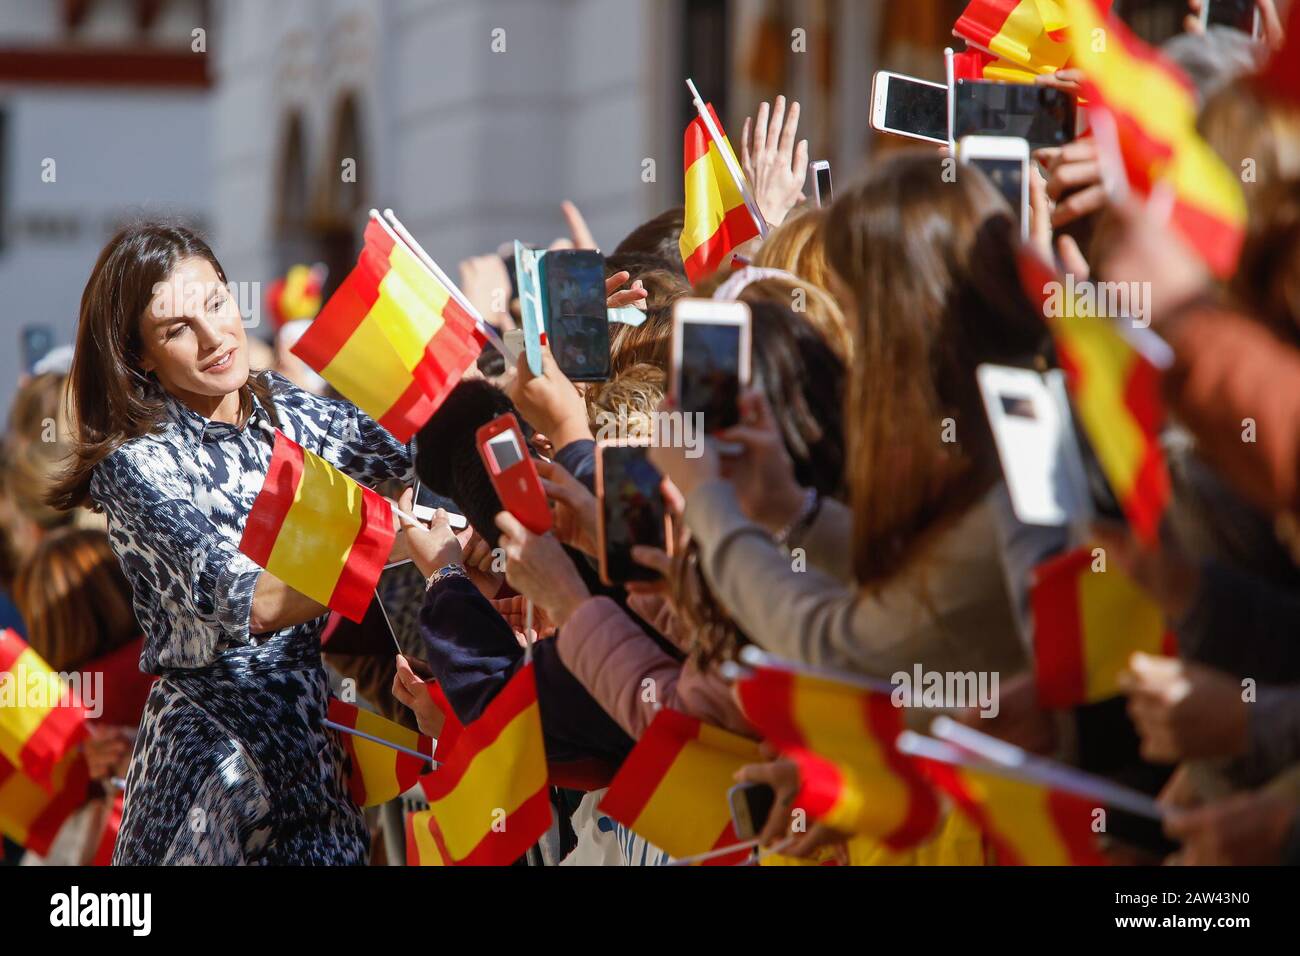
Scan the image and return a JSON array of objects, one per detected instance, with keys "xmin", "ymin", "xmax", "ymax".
[{"xmin": 50, "ymin": 222, "xmax": 413, "ymax": 865}]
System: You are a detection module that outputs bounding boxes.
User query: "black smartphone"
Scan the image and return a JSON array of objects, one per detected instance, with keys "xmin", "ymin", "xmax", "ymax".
[
  {"xmin": 541, "ymin": 249, "xmax": 610, "ymax": 382},
  {"xmin": 596, "ymin": 441, "xmax": 670, "ymax": 586},
  {"xmin": 1203, "ymin": 0, "xmax": 1259, "ymax": 35},
  {"xmin": 811, "ymin": 160, "xmax": 833, "ymax": 206},
  {"xmin": 727, "ymin": 782, "xmax": 776, "ymax": 841},
  {"xmin": 954, "ymin": 80, "xmax": 1077, "ymax": 151},
  {"xmin": 20, "ymin": 324, "xmax": 55, "ymax": 375}
]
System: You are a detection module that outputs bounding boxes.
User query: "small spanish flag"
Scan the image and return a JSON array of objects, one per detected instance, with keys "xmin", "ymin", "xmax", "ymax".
[
  {"xmin": 1031, "ymin": 547, "xmax": 1175, "ymax": 708},
  {"xmin": 405, "ymin": 808, "xmax": 448, "ymax": 866},
  {"xmin": 415, "ymin": 664, "xmax": 550, "ymax": 866},
  {"xmin": 680, "ymin": 104, "xmax": 763, "ymax": 285},
  {"xmin": 239, "ymin": 430, "xmax": 395, "ymax": 623},
  {"xmin": 426, "ymin": 679, "xmax": 463, "ymax": 758},
  {"xmin": 0, "ymin": 751, "xmax": 89, "ymax": 856},
  {"xmin": 953, "ymin": 47, "xmax": 1039, "ymax": 84},
  {"xmin": 599, "ymin": 709, "xmax": 758, "ymax": 865},
  {"xmin": 292, "ymin": 219, "xmax": 485, "ymax": 443},
  {"xmin": 918, "ymin": 757, "xmax": 1107, "ymax": 865},
  {"xmin": 266, "ymin": 263, "xmax": 325, "ymax": 329},
  {"xmin": 328, "ymin": 699, "xmax": 433, "ymax": 807},
  {"xmin": 1062, "ymin": 0, "xmax": 1247, "ymax": 277},
  {"xmin": 954, "ymin": 0, "xmax": 1110, "ymax": 76},
  {"xmin": 0, "ymin": 629, "xmax": 87, "ymax": 790},
  {"xmin": 736, "ymin": 665, "xmax": 939, "ymax": 848},
  {"xmin": 1018, "ymin": 249, "xmax": 1171, "ymax": 544}
]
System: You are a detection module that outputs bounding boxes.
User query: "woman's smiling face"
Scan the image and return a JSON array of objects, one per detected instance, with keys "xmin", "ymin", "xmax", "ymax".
[{"xmin": 138, "ymin": 256, "xmax": 250, "ymax": 405}]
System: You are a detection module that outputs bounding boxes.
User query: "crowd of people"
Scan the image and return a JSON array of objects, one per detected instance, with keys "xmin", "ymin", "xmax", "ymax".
[{"xmin": 2, "ymin": 3, "xmax": 1299, "ymax": 867}]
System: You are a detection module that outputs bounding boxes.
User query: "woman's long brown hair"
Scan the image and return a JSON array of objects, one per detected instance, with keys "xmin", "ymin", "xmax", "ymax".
[
  {"xmin": 823, "ymin": 151, "xmax": 1046, "ymax": 587},
  {"xmin": 48, "ymin": 222, "xmax": 277, "ymax": 512},
  {"xmin": 13, "ymin": 528, "xmax": 139, "ymax": 672}
]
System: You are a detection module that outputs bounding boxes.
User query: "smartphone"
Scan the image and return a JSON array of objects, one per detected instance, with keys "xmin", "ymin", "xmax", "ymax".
[
  {"xmin": 670, "ymin": 298, "xmax": 751, "ymax": 434},
  {"xmin": 727, "ymin": 782, "xmax": 776, "ymax": 841},
  {"xmin": 810, "ymin": 160, "xmax": 833, "ymax": 206},
  {"xmin": 540, "ymin": 249, "xmax": 610, "ymax": 382},
  {"xmin": 1201, "ymin": 0, "xmax": 1261, "ymax": 37},
  {"xmin": 977, "ymin": 364, "xmax": 1091, "ymax": 528},
  {"xmin": 475, "ymin": 413, "xmax": 552, "ymax": 534},
  {"xmin": 596, "ymin": 441, "xmax": 671, "ymax": 586},
  {"xmin": 870, "ymin": 70, "xmax": 949, "ymax": 145},
  {"xmin": 960, "ymin": 135, "xmax": 1031, "ymax": 242},
  {"xmin": 953, "ymin": 79, "xmax": 1076, "ymax": 151},
  {"xmin": 20, "ymin": 324, "xmax": 55, "ymax": 375}
]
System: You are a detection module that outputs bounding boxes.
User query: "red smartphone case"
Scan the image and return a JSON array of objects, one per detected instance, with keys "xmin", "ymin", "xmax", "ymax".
[{"xmin": 476, "ymin": 413, "xmax": 553, "ymax": 535}]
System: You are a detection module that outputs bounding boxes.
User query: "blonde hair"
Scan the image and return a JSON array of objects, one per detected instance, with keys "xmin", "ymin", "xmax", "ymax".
[{"xmin": 1199, "ymin": 80, "xmax": 1300, "ymax": 220}]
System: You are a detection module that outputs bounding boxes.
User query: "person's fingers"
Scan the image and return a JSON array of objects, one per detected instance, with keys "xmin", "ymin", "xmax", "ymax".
[
  {"xmin": 737, "ymin": 386, "xmax": 774, "ymax": 428},
  {"xmin": 630, "ymin": 545, "xmax": 673, "ymax": 576},
  {"xmin": 1030, "ymin": 165, "xmax": 1052, "ymax": 253},
  {"xmin": 495, "ymin": 510, "xmax": 528, "ymax": 548},
  {"xmin": 792, "ymin": 138, "xmax": 809, "ymax": 182},
  {"xmin": 1051, "ymin": 183, "xmax": 1107, "ymax": 228},
  {"xmin": 391, "ymin": 672, "xmax": 416, "ymax": 709},
  {"xmin": 604, "ymin": 270, "xmax": 632, "ymax": 295},
  {"xmin": 741, "ymin": 115, "xmax": 753, "ymax": 166},
  {"xmin": 561, "ymin": 199, "xmax": 597, "ymax": 250},
  {"xmin": 1259, "ymin": 0, "xmax": 1284, "ymax": 49},
  {"xmin": 1056, "ymin": 234, "xmax": 1091, "ymax": 282},
  {"xmin": 1046, "ymin": 160, "xmax": 1102, "ymax": 200},
  {"xmin": 398, "ymin": 486, "xmax": 414, "ymax": 512},
  {"xmin": 753, "ymin": 101, "xmax": 770, "ymax": 155},
  {"xmin": 767, "ymin": 95, "xmax": 787, "ymax": 152},
  {"xmin": 777, "ymin": 99, "xmax": 801, "ymax": 157}
]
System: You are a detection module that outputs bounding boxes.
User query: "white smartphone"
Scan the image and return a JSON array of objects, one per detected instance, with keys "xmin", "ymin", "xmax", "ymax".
[
  {"xmin": 670, "ymin": 298, "xmax": 752, "ymax": 437},
  {"xmin": 977, "ymin": 364, "xmax": 1091, "ymax": 528},
  {"xmin": 810, "ymin": 160, "xmax": 833, "ymax": 206},
  {"xmin": 1200, "ymin": 0, "xmax": 1261, "ymax": 38},
  {"xmin": 869, "ymin": 70, "xmax": 949, "ymax": 145},
  {"xmin": 959, "ymin": 135, "xmax": 1031, "ymax": 242}
]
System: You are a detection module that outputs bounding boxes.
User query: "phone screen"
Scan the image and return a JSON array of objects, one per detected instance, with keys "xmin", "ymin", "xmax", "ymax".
[
  {"xmin": 883, "ymin": 77, "xmax": 948, "ymax": 142},
  {"xmin": 815, "ymin": 164, "xmax": 833, "ymax": 205},
  {"xmin": 21, "ymin": 325, "xmax": 55, "ymax": 375},
  {"xmin": 971, "ymin": 157, "xmax": 1025, "ymax": 232},
  {"xmin": 954, "ymin": 81, "xmax": 1075, "ymax": 150},
  {"xmin": 486, "ymin": 430, "xmax": 524, "ymax": 473},
  {"xmin": 728, "ymin": 782, "xmax": 776, "ymax": 841},
  {"xmin": 601, "ymin": 445, "xmax": 667, "ymax": 583},
  {"xmin": 679, "ymin": 321, "xmax": 742, "ymax": 432},
  {"xmin": 544, "ymin": 250, "xmax": 610, "ymax": 382},
  {"xmin": 1205, "ymin": 0, "xmax": 1256, "ymax": 31}
]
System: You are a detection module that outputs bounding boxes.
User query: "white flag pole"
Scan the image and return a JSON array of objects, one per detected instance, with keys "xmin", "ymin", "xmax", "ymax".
[
  {"xmin": 379, "ymin": 209, "xmax": 509, "ymax": 357},
  {"xmin": 324, "ymin": 718, "xmax": 438, "ymax": 766},
  {"xmin": 685, "ymin": 78, "xmax": 769, "ymax": 239}
]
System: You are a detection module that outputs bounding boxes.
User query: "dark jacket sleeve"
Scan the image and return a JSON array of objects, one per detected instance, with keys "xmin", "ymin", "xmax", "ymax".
[
  {"xmin": 415, "ymin": 567, "xmax": 633, "ymax": 766},
  {"xmin": 554, "ymin": 439, "xmax": 597, "ymax": 491},
  {"xmin": 1178, "ymin": 560, "xmax": 1300, "ymax": 682}
]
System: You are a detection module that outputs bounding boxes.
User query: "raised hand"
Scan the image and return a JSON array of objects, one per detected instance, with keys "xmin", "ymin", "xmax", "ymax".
[{"xmin": 741, "ymin": 94, "xmax": 809, "ymax": 228}]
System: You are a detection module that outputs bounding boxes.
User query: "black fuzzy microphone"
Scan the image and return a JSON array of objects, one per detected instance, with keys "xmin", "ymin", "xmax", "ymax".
[{"xmin": 414, "ymin": 380, "xmax": 534, "ymax": 548}]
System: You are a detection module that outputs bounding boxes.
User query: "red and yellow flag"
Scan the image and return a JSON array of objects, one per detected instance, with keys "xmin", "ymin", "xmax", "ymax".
[
  {"xmin": 0, "ymin": 629, "xmax": 86, "ymax": 790},
  {"xmin": 415, "ymin": 663, "xmax": 550, "ymax": 866},
  {"xmin": 239, "ymin": 430, "xmax": 394, "ymax": 623},
  {"xmin": 292, "ymin": 220, "xmax": 485, "ymax": 443},
  {"xmin": 1018, "ymin": 249, "xmax": 1171, "ymax": 544},
  {"xmin": 426, "ymin": 679, "xmax": 463, "ymax": 758},
  {"xmin": 918, "ymin": 758, "xmax": 1107, "ymax": 865},
  {"xmin": 599, "ymin": 709, "xmax": 758, "ymax": 865},
  {"xmin": 266, "ymin": 263, "xmax": 325, "ymax": 329},
  {"xmin": 1062, "ymin": 0, "xmax": 1247, "ymax": 277},
  {"xmin": 0, "ymin": 751, "xmax": 89, "ymax": 856},
  {"xmin": 405, "ymin": 808, "xmax": 448, "ymax": 866},
  {"xmin": 680, "ymin": 104, "xmax": 763, "ymax": 285},
  {"xmin": 328, "ymin": 699, "xmax": 433, "ymax": 807},
  {"xmin": 954, "ymin": 0, "xmax": 1110, "ymax": 76},
  {"xmin": 736, "ymin": 666, "xmax": 939, "ymax": 848},
  {"xmin": 1031, "ymin": 546, "xmax": 1175, "ymax": 707},
  {"xmin": 953, "ymin": 47, "xmax": 1039, "ymax": 84}
]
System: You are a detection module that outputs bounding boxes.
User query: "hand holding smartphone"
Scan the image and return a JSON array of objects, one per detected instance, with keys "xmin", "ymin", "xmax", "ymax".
[
  {"xmin": 596, "ymin": 441, "xmax": 671, "ymax": 586},
  {"xmin": 476, "ymin": 412, "xmax": 552, "ymax": 534}
]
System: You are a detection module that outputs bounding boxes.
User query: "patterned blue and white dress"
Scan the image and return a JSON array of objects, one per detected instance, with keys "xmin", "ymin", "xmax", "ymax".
[{"xmin": 92, "ymin": 371, "xmax": 412, "ymax": 865}]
